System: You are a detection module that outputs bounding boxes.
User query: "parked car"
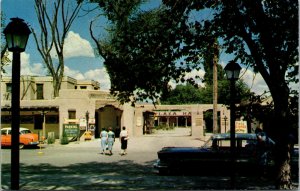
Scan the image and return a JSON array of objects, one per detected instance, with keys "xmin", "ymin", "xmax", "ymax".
[
  {"xmin": 154, "ymin": 133, "xmax": 298, "ymax": 175},
  {"xmin": 1, "ymin": 127, "xmax": 39, "ymax": 149}
]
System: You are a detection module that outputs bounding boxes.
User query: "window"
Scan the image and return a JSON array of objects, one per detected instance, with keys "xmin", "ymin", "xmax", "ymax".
[
  {"xmin": 20, "ymin": 115, "xmax": 34, "ymax": 124},
  {"xmin": 36, "ymin": 84, "xmax": 44, "ymax": 100},
  {"xmin": 68, "ymin": 110, "xmax": 76, "ymax": 119},
  {"xmin": 6, "ymin": 83, "xmax": 12, "ymax": 93},
  {"xmin": 46, "ymin": 115, "xmax": 59, "ymax": 124},
  {"xmin": 1, "ymin": 115, "xmax": 12, "ymax": 124},
  {"xmin": 34, "ymin": 115, "xmax": 43, "ymax": 130},
  {"xmin": 80, "ymin": 86, "xmax": 87, "ymax": 89},
  {"xmin": 1, "ymin": 130, "xmax": 7, "ymax": 135}
]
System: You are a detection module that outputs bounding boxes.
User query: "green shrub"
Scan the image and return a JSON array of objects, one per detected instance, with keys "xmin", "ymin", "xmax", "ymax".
[
  {"xmin": 60, "ymin": 131, "xmax": 69, "ymax": 145},
  {"xmin": 155, "ymin": 124, "xmax": 174, "ymax": 131},
  {"xmin": 47, "ymin": 136, "xmax": 55, "ymax": 144}
]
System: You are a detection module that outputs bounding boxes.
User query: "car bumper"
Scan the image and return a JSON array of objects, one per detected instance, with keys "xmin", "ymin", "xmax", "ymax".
[
  {"xmin": 153, "ymin": 160, "xmax": 168, "ymax": 169},
  {"xmin": 28, "ymin": 141, "xmax": 39, "ymax": 145}
]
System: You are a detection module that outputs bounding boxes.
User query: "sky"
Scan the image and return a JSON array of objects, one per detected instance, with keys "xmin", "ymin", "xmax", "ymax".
[{"xmin": 1, "ymin": 0, "xmax": 270, "ymax": 95}]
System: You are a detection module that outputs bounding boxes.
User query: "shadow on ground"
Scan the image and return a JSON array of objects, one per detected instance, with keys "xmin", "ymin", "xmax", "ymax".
[{"xmin": 2, "ymin": 160, "xmax": 299, "ymax": 190}]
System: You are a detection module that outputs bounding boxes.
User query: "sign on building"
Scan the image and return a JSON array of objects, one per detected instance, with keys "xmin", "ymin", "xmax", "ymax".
[
  {"xmin": 235, "ymin": 121, "xmax": 247, "ymax": 133},
  {"xmin": 89, "ymin": 118, "xmax": 95, "ymax": 124},
  {"xmin": 63, "ymin": 124, "xmax": 79, "ymax": 137},
  {"xmin": 79, "ymin": 118, "xmax": 87, "ymax": 130}
]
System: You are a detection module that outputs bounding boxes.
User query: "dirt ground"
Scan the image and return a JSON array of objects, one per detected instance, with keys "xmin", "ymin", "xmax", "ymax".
[{"xmin": 1, "ymin": 127, "xmax": 299, "ymax": 190}]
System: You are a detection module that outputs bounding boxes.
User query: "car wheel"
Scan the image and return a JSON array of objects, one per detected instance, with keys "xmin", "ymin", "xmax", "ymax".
[
  {"xmin": 158, "ymin": 169, "xmax": 169, "ymax": 175},
  {"xmin": 19, "ymin": 144, "xmax": 24, "ymax": 149}
]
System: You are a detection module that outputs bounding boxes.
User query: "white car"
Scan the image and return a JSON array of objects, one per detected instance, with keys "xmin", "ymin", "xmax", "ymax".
[{"xmin": 1, "ymin": 127, "xmax": 39, "ymax": 149}]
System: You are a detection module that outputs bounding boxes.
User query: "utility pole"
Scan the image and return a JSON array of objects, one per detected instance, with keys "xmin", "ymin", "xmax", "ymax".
[{"xmin": 213, "ymin": 40, "xmax": 219, "ymax": 134}]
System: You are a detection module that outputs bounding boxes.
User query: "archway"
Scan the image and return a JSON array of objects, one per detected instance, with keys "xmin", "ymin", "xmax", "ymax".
[
  {"xmin": 203, "ymin": 109, "xmax": 221, "ymax": 135},
  {"xmin": 95, "ymin": 105, "xmax": 122, "ymax": 138}
]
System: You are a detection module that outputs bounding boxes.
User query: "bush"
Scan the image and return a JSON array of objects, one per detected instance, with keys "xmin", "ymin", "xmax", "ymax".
[
  {"xmin": 47, "ymin": 132, "xmax": 55, "ymax": 144},
  {"xmin": 60, "ymin": 131, "xmax": 69, "ymax": 145},
  {"xmin": 47, "ymin": 136, "xmax": 55, "ymax": 144},
  {"xmin": 155, "ymin": 124, "xmax": 174, "ymax": 131}
]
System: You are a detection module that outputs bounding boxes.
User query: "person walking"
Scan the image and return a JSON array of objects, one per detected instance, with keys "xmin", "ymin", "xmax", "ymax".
[
  {"xmin": 119, "ymin": 126, "xmax": 129, "ymax": 155},
  {"xmin": 100, "ymin": 128, "xmax": 108, "ymax": 154},
  {"xmin": 107, "ymin": 127, "xmax": 115, "ymax": 155},
  {"xmin": 255, "ymin": 128, "xmax": 275, "ymax": 177}
]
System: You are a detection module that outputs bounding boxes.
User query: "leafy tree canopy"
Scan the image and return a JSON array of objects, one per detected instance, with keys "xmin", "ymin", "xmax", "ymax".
[{"xmin": 90, "ymin": 1, "xmax": 298, "ymax": 188}]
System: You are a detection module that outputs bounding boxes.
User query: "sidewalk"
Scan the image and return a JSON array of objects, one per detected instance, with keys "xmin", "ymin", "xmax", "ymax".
[{"xmin": 1, "ymin": 128, "xmax": 298, "ymax": 190}]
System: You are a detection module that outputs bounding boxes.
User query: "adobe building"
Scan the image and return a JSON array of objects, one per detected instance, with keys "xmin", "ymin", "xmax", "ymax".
[{"xmin": 1, "ymin": 75, "xmax": 230, "ymax": 141}]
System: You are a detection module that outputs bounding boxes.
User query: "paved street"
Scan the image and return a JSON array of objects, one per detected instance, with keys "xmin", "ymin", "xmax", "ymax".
[{"xmin": 1, "ymin": 128, "xmax": 299, "ymax": 190}]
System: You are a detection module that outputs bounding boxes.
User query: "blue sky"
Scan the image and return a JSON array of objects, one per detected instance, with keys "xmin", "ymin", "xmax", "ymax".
[{"xmin": 1, "ymin": 0, "xmax": 269, "ymax": 94}]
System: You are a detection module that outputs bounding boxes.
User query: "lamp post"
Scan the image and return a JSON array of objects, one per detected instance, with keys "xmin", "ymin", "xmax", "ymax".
[
  {"xmin": 224, "ymin": 115, "xmax": 228, "ymax": 133},
  {"xmin": 224, "ymin": 61, "xmax": 241, "ymax": 189},
  {"xmin": 3, "ymin": 17, "xmax": 31, "ymax": 190},
  {"xmin": 86, "ymin": 111, "xmax": 89, "ymax": 131}
]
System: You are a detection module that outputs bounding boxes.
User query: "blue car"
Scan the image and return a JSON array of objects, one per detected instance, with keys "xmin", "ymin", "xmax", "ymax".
[{"xmin": 154, "ymin": 133, "xmax": 298, "ymax": 175}]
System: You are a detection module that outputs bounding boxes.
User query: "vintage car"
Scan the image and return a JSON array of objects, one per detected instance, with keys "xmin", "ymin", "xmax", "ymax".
[
  {"xmin": 1, "ymin": 127, "xmax": 39, "ymax": 149},
  {"xmin": 154, "ymin": 133, "xmax": 298, "ymax": 175}
]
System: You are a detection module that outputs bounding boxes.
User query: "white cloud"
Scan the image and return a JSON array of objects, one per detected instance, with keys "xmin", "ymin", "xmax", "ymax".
[
  {"xmin": 3, "ymin": 51, "xmax": 111, "ymax": 90},
  {"xmin": 3, "ymin": 52, "xmax": 47, "ymax": 76},
  {"xmin": 64, "ymin": 66, "xmax": 111, "ymax": 90},
  {"xmin": 184, "ymin": 69, "xmax": 205, "ymax": 86},
  {"xmin": 168, "ymin": 69, "xmax": 206, "ymax": 89},
  {"xmin": 64, "ymin": 66, "xmax": 85, "ymax": 80},
  {"xmin": 240, "ymin": 68, "xmax": 269, "ymax": 95},
  {"xmin": 220, "ymin": 61, "xmax": 269, "ymax": 95},
  {"xmin": 51, "ymin": 31, "xmax": 94, "ymax": 58},
  {"xmin": 167, "ymin": 66, "xmax": 270, "ymax": 95},
  {"xmin": 84, "ymin": 68, "xmax": 111, "ymax": 90}
]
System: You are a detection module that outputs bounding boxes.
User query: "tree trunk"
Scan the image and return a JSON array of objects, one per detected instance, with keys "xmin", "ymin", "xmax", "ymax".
[
  {"xmin": 53, "ymin": 75, "xmax": 62, "ymax": 98},
  {"xmin": 269, "ymin": 82, "xmax": 292, "ymax": 189}
]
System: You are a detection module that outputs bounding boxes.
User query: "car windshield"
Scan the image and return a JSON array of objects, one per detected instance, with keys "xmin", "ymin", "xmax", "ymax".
[
  {"xmin": 202, "ymin": 134, "xmax": 258, "ymax": 149},
  {"xmin": 203, "ymin": 138, "xmax": 213, "ymax": 148},
  {"xmin": 20, "ymin": 129, "xmax": 32, "ymax": 134}
]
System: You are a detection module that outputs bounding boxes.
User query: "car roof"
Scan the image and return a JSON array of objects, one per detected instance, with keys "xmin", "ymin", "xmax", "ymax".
[
  {"xmin": 212, "ymin": 133, "xmax": 257, "ymax": 140},
  {"xmin": 1, "ymin": 127, "xmax": 30, "ymax": 131}
]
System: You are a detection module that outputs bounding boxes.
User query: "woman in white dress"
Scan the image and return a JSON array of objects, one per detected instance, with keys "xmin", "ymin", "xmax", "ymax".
[{"xmin": 100, "ymin": 128, "xmax": 108, "ymax": 154}]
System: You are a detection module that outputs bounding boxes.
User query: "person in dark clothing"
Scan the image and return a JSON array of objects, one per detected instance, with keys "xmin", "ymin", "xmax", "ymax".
[
  {"xmin": 119, "ymin": 126, "xmax": 129, "ymax": 155},
  {"xmin": 255, "ymin": 128, "xmax": 275, "ymax": 176}
]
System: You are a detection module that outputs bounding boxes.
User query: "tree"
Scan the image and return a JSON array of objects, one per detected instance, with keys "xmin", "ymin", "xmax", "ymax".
[
  {"xmin": 90, "ymin": 1, "xmax": 204, "ymax": 105},
  {"xmin": 91, "ymin": 1, "xmax": 298, "ymax": 188},
  {"xmin": 160, "ymin": 78, "xmax": 251, "ymax": 105},
  {"xmin": 160, "ymin": 83, "xmax": 203, "ymax": 104},
  {"xmin": 163, "ymin": 0, "xmax": 298, "ymax": 188},
  {"xmin": 32, "ymin": 0, "xmax": 82, "ymax": 97},
  {"xmin": 1, "ymin": 12, "xmax": 10, "ymax": 74}
]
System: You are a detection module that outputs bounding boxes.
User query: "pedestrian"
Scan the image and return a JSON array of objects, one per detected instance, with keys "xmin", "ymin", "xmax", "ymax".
[
  {"xmin": 119, "ymin": 126, "xmax": 129, "ymax": 155},
  {"xmin": 100, "ymin": 128, "xmax": 108, "ymax": 154},
  {"xmin": 107, "ymin": 127, "xmax": 115, "ymax": 155},
  {"xmin": 255, "ymin": 128, "xmax": 275, "ymax": 177}
]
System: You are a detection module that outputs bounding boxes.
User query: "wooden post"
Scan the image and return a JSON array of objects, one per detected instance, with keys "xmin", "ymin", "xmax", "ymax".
[{"xmin": 213, "ymin": 41, "xmax": 219, "ymax": 134}]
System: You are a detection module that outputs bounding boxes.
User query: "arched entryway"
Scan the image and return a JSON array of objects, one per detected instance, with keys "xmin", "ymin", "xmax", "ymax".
[
  {"xmin": 203, "ymin": 109, "xmax": 221, "ymax": 135},
  {"xmin": 95, "ymin": 105, "xmax": 123, "ymax": 138}
]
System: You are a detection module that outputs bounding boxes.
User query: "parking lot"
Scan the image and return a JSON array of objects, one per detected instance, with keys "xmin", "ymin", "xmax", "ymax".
[{"xmin": 1, "ymin": 128, "xmax": 298, "ymax": 190}]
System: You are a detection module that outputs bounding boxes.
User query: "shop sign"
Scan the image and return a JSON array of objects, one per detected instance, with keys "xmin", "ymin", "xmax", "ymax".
[
  {"xmin": 235, "ymin": 121, "xmax": 247, "ymax": 133},
  {"xmin": 89, "ymin": 118, "xmax": 95, "ymax": 124},
  {"xmin": 154, "ymin": 111, "xmax": 191, "ymax": 117},
  {"xmin": 63, "ymin": 124, "xmax": 79, "ymax": 137}
]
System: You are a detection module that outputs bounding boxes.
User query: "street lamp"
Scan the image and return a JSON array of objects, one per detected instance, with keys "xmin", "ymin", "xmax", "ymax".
[
  {"xmin": 86, "ymin": 111, "xmax": 89, "ymax": 131},
  {"xmin": 224, "ymin": 61, "xmax": 241, "ymax": 187},
  {"xmin": 224, "ymin": 61, "xmax": 241, "ymax": 189},
  {"xmin": 224, "ymin": 115, "xmax": 228, "ymax": 133},
  {"xmin": 3, "ymin": 17, "xmax": 31, "ymax": 190}
]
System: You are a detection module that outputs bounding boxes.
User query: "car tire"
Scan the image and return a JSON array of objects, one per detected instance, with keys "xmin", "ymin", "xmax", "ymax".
[{"xmin": 19, "ymin": 144, "xmax": 24, "ymax": 149}]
